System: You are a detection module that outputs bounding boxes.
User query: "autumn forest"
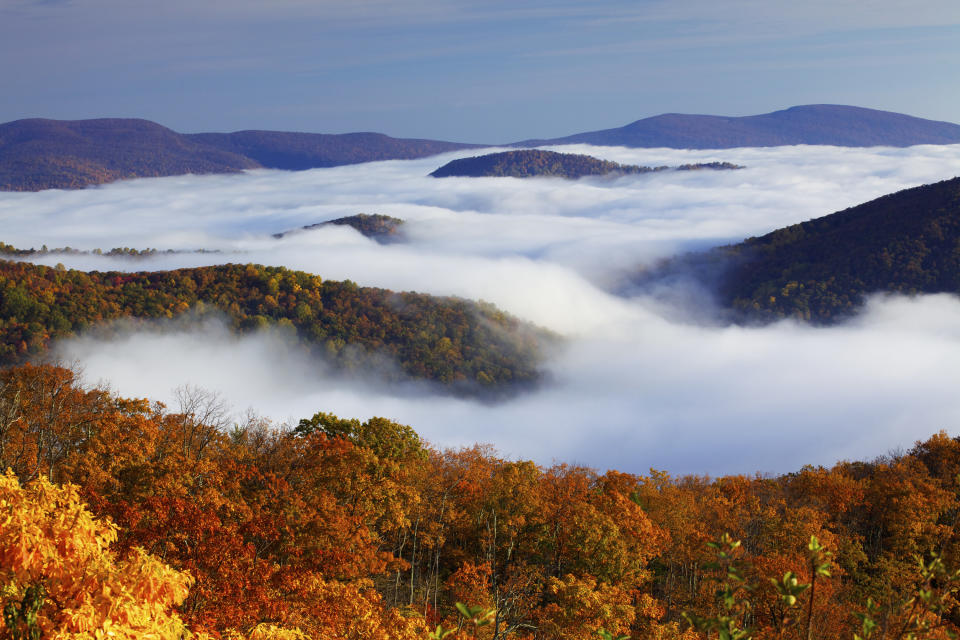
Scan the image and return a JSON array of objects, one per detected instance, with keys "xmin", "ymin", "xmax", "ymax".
[{"xmin": 1, "ymin": 360, "xmax": 959, "ymax": 639}]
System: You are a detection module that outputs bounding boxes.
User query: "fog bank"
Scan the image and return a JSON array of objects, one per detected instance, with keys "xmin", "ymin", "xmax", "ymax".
[
  {"xmin": 6, "ymin": 143, "xmax": 960, "ymax": 474},
  {"xmin": 53, "ymin": 293, "xmax": 960, "ymax": 476}
]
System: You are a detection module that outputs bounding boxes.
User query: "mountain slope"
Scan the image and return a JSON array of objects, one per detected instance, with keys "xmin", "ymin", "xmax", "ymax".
[
  {"xmin": 0, "ymin": 118, "xmax": 479, "ymax": 191},
  {"xmin": 306, "ymin": 214, "xmax": 405, "ymax": 241},
  {"xmin": 187, "ymin": 130, "xmax": 478, "ymax": 170},
  {"xmin": 430, "ymin": 149, "xmax": 654, "ymax": 178},
  {"xmin": 0, "ymin": 259, "xmax": 552, "ymax": 394},
  {"xmin": 517, "ymin": 105, "xmax": 960, "ymax": 149},
  {"xmin": 705, "ymin": 177, "xmax": 960, "ymax": 322},
  {"xmin": 0, "ymin": 118, "xmax": 259, "ymax": 191},
  {"xmin": 274, "ymin": 214, "xmax": 405, "ymax": 243},
  {"xmin": 5, "ymin": 106, "xmax": 958, "ymax": 191}
]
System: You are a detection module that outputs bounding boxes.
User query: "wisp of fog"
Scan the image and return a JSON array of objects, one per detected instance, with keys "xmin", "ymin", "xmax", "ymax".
[{"xmin": 5, "ymin": 143, "xmax": 960, "ymax": 475}]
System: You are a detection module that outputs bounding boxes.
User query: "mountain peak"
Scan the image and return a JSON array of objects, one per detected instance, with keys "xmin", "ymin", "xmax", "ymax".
[{"xmin": 520, "ymin": 105, "xmax": 960, "ymax": 149}]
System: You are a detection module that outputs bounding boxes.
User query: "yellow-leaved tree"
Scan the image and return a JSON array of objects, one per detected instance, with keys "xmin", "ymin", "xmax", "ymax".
[{"xmin": 0, "ymin": 470, "xmax": 196, "ymax": 639}]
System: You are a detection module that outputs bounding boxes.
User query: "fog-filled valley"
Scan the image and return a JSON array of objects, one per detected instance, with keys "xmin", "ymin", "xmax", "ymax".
[{"xmin": 4, "ymin": 143, "xmax": 960, "ymax": 475}]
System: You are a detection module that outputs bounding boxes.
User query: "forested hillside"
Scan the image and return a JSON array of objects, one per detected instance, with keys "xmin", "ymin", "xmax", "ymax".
[
  {"xmin": 0, "ymin": 259, "xmax": 549, "ymax": 392},
  {"xmin": 430, "ymin": 149, "xmax": 741, "ymax": 179},
  {"xmin": 275, "ymin": 213, "xmax": 405, "ymax": 242},
  {"xmin": 3, "ymin": 362, "xmax": 960, "ymax": 639},
  {"xmin": 0, "ymin": 118, "xmax": 478, "ymax": 191},
  {"xmin": 430, "ymin": 150, "xmax": 654, "ymax": 179},
  {"xmin": 0, "ymin": 118, "xmax": 258, "ymax": 191},
  {"xmin": 633, "ymin": 177, "xmax": 960, "ymax": 323},
  {"xmin": 712, "ymin": 177, "xmax": 960, "ymax": 322}
]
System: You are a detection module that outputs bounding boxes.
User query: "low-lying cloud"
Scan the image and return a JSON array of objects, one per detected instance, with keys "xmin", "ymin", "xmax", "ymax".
[
  {"xmin": 6, "ymin": 143, "xmax": 960, "ymax": 475},
  {"xmin": 52, "ymin": 293, "xmax": 960, "ymax": 477}
]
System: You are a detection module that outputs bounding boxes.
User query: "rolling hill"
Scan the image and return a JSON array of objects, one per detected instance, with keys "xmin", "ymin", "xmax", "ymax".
[
  {"xmin": 645, "ymin": 176, "xmax": 960, "ymax": 323},
  {"xmin": 516, "ymin": 105, "xmax": 960, "ymax": 149},
  {"xmin": 273, "ymin": 214, "xmax": 405, "ymax": 243},
  {"xmin": 430, "ymin": 149, "xmax": 741, "ymax": 178},
  {"xmin": 0, "ymin": 118, "xmax": 478, "ymax": 191},
  {"xmin": 0, "ymin": 118, "xmax": 258, "ymax": 191},
  {"xmin": 0, "ymin": 258, "xmax": 552, "ymax": 394},
  {"xmin": 4, "ymin": 106, "xmax": 958, "ymax": 191},
  {"xmin": 431, "ymin": 149, "xmax": 654, "ymax": 178},
  {"xmin": 187, "ymin": 130, "xmax": 478, "ymax": 170}
]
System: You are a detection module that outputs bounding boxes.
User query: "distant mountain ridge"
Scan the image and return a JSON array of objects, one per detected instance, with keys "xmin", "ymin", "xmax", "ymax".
[
  {"xmin": 3, "ymin": 105, "xmax": 959, "ymax": 191},
  {"xmin": 188, "ymin": 130, "xmax": 477, "ymax": 170},
  {"xmin": 0, "ymin": 118, "xmax": 478, "ymax": 191},
  {"xmin": 516, "ymin": 105, "xmax": 960, "ymax": 149},
  {"xmin": 0, "ymin": 118, "xmax": 258, "ymax": 191}
]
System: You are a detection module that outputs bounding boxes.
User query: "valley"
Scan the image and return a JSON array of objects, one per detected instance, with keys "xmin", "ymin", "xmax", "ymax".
[
  {"xmin": 3, "ymin": 141, "xmax": 960, "ymax": 475},
  {"xmin": 6, "ymin": 0, "xmax": 960, "ymax": 637}
]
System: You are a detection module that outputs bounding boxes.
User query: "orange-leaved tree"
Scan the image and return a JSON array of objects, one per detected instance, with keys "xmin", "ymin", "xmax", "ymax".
[{"xmin": 0, "ymin": 470, "xmax": 198, "ymax": 639}]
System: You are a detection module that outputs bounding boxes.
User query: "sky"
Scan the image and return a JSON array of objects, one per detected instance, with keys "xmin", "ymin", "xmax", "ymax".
[
  {"xmin": 1, "ymin": 0, "xmax": 960, "ymax": 141},
  {"xmin": 5, "ymin": 143, "xmax": 960, "ymax": 476}
]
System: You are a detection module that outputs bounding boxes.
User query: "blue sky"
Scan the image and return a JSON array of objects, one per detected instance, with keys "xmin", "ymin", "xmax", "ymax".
[{"xmin": 1, "ymin": 0, "xmax": 959, "ymax": 142}]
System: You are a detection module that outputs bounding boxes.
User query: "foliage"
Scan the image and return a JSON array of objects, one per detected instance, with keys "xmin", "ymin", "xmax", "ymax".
[
  {"xmin": 430, "ymin": 149, "xmax": 741, "ymax": 179},
  {"xmin": 0, "ymin": 258, "xmax": 552, "ymax": 393},
  {"xmin": 3, "ymin": 363, "xmax": 960, "ymax": 638},
  {"xmin": 710, "ymin": 177, "xmax": 960, "ymax": 323},
  {"xmin": 682, "ymin": 533, "xmax": 754, "ymax": 640},
  {"xmin": 294, "ymin": 411, "xmax": 426, "ymax": 461},
  {"xmin": 0, "ymin": 470, "xmax": 196, "ymax": 639},
  {"xmin": 430, "ymin": 149, "xmax": 659, "ymax": 179},
  {"xmin": 682, "ymin": 532, "xmax": 960, "ymax": 640},
  {"xmin": 280, "ymin": 214, "xmax": 405, "ymax": 243}
]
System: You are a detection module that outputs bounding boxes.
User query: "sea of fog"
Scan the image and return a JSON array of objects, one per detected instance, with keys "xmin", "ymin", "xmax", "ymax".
[{"xmin": 3, "ymin": 143, "xmax": 960, "ymax": 475}]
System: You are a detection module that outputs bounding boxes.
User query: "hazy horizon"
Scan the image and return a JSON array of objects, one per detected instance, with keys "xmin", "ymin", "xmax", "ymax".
[
  {"xmin": 2, "ymin": 1, "xmax": 959, "ymax": 142},
  {"xmin": 6, "ymin": 103, "xmax": 960, "ymax": 144}
]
